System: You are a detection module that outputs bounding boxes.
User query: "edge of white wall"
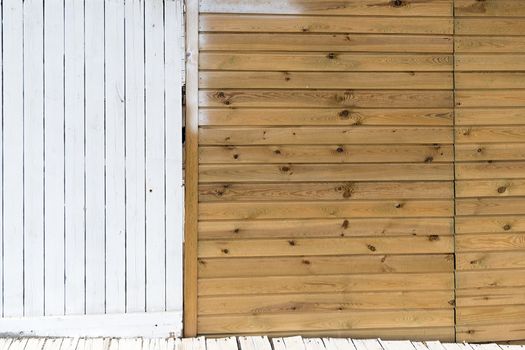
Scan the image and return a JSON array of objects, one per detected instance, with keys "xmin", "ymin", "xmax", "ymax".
[{"xmin": 0, "ymin": 311, "xmax": 182, "ymax": 338}]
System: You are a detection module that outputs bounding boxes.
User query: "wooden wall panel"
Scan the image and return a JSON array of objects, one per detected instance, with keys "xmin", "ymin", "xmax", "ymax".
[
  {"xmin": 455, "ymin": 0, "xmax": 525, "ymax": 343},
  {"xmin": 195, "ymin": 0, "xmax": 455, "ymax": 339},
  {"xmin": 1, "ymin": 0, "xmax": 184, "ymax": 322}
]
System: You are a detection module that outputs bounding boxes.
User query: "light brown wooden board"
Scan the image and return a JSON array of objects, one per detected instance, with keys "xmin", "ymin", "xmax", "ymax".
[
  {"xmin": 185, "ymin": 0, "xmax": 525, "ymax": 341},
  {"xmin": 454, "ymin": 1, "xmax": 525, "ymax": 341}
]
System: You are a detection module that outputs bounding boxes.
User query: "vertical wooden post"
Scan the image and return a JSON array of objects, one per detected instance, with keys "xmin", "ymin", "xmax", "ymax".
[{"xmin": 184, "ymin": 0, "xmax": 199, "ymax": 337}]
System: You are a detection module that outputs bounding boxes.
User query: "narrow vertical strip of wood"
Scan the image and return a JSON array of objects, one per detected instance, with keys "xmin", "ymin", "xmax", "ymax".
[
  {"xmin": 184, "ymin": 0, "xmax": 199, "ymax": 337},
  {"xmin": 104, "ymin": 0, "xmax": 126, "ymax": 314},
  {"xmin": 23, "ymin": 0, "xmax": 45, "ymax": 317},
  {"xmin": 124, "ymin": 0, "xmax": 146, "ymax": 313},
  {"xmin": 2, "ymin": 0, "xmax": 24, "ymax": 317},
  {"xmin": 64, "ymin": 0, "xmax": 86, "ymax": 316},
  {"xmin": 144, "ymin": 0, "xmax": 167, "ymax": 312},
  {"xmin": 452, "ymin": 0, "xmax": 457, "ymax": 342},
  {"xmin": 44, "ymin": 0, "xmax": 66, "ymax": 316},
  {"xmin": 85, "ymin": 0, "xmax": 106, "ymax": 314},
  {"xmin": 165, "ymin": 0, "xmax": 184, "ymax": 313},
  {"xmin": 0, "ymin": 0, "xmax": 4, "ymax": 318}
]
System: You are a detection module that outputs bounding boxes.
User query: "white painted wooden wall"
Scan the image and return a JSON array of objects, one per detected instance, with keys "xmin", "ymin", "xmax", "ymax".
[{"xmin": 0, "ymin": 0, "xmax": 184, "ymax": 335}]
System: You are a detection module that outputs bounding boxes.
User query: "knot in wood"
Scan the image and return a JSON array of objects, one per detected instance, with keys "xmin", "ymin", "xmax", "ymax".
[
  {"xmin": 392, "ymin": 0, "xmax": 404, "ymax": 7},
  {"xmin": 339, "ymin": 109, "xmax": 350, "ymax": 118}
]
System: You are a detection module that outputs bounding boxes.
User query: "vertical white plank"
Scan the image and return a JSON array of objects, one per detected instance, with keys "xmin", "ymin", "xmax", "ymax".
[
  {"xmin": 0, "ymin": 0, "xmax": 3, "ymax": 319},
  {"xmin": 145, "ymin": 0, "xmax": 166, "ymax": 312},
  {"xmin": 85, "ymin": 0, "xmax": 106, "ymax": 314},
  {"xmin": 44, "ymin": 0, "xmax": 66, "ymax": 316},
  {"xmin": 105, "ymin": 0, "xmax": 126, "ymax": 314},
  {"xmin": 64, "ymin": 0, "xmax": 86, "ymax": 315},
  {"xmin": 165, "ymin": 0, "xmax": 184, "ymax": 312},
  {"xmin": 2, "ymin": 0, "xmax": 25, "ymax": 317},
  {"xmin": 23, "ymin": 0, "xmax": 45, "ymax": 317},
  {"xmin": 124, "ymin": 0, "xmax": 146, "ymax": 313}
]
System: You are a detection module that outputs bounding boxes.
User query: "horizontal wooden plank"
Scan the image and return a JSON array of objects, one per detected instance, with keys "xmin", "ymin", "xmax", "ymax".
[
  {"xmin": 457, "ymin": 198, "xmax": 525, "ymax": 216},
  {"xmin": 200, "ymin": 127, "xmax": 453, "ymax": 145},
  {"xmin": 456, "ymin": 179, "xmax": 525, "ymax": 198},
  {"xmin": 456, "ymin": 54, "xmax": 525, "ymax": 71},
  {"xmin": 198, "ymin": 236, "xmax": 454, "ymax": 258},
  {"xmin": 456, "ymin": 18, "xmax": 525, "ymax": 35},
  {"xmin": 199, "ymin": 200, "xmax": 454, "ymax": 220},
  {"xmin": 456, "ymin": 144, "xmax": 525, "ymax": 162},
  {"xmin": 200, "ymin": 108, "xmax": 454, "ymax": 126},
  {"xmin": 456, "ymin": 233, "xmax": 525, "ymax": 252},
  {"xmin": 200, "ymin": 14, "xmax": 453, "ymax": 34},
  {"xmin": 200, "ymin": 164, "xmax": 454, "ymax": 183},
  {"xmin": 200, "ymin": 0, "xmax": 453, "ymax": 16},
  {"xmin": 200, "ymin": 90, "xmax": 453, "ymax": 108},
  {"xmin": 456, "ymin": 73, "xmax": 525, "ymax": 89},
  {"xmin": 456, "ymin": 127, "xmax": 525, "ymax": 143},
  {"xmin": 457, "ymin": 322, "xmax": 525, "ymax": 343},
  {"xmin": 199, "ymin": 218, "xmax": 454, "ymax": 240},
  {"xmin": 201, "ymin": 53, "xmax": 453, "ymax": 71},
  {"xmin": 198, "ymin": 272, "xmax": 454, "ymax": 295},
  {"xmin": 455, "ymin": 0, "xmax": 525, "ymax": 17},
  {"xmin": 456, "ymin": 269, "xmax": 525, "ymax": 289},
  {"xmin": 456, "ymin": 286, "xmax": 525, "ymax": 306},
  {"xmin": 199, "ymin": 181, "xmax": 454, "ymax": 202},
  {"xmin": 456, "ymin": 161, "xmax": 525, "ymax": 180},
  {"xmin": 456, "ymin": 90, "xmax": 525, "ymax": 108},
  {"xmin": 198, "ymin": 291, "xmax": 455, "ymax": 315},
  {"xmin": 456, "ymin": 215, "xmax": 525, "ymax": 234},
  {"xmin": 457, "ymin": 251, "xmax": 525, "ymax": 271},
  {"xmin": 246, "ymin": 327, "xmax": 454, "ymax": 342},
  {"xmin": 455, "ymin": 36, "xmax": 525, "ymax": 53},
  {"xmin": 198, "ymin": 309, "xmax": 454, "ymax": 334},
  {"xmin": 456, "ymin": 108, "xmax": 525, "ymax": 126},
  {"xmin": 199, "ymin": 145, "xmax": 453, "ymax": 164},
  {"xmin": 200, "ymin": 34, "xmax": 453, "ymax": 53},
  {"xmin": 198, "ymin": 254, "xmax": 454, "ymax": 278},
  {"xmin": 457, "ymin": 304, "xmax": 525, "ymax": 326},
  {"xmin": 200, "ymin": 72, "xmax": 453, "ymax": 90}
]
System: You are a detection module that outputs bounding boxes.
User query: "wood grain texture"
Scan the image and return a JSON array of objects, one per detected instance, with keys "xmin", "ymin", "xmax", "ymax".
[
  {"xmin": 200, "ymin": 164, "xmax": 453, "ymax": 183},
  {"xmin": 199, "ymin": 181, "xmax": 453, "ymax": 201},
  {"xmin": 200, "ymin": 0, "xmax": 454, "ymax": 16},
  {"xmin": 200, "ymin": 34, "xmax": 453, "ymax": 53},
  {"xmin": 198, "ymin": 273, "xmax": 454, "ymax": 296},
  {"xmin": 199, "ymin": 290, "xmax": 455, "ymax": 315},
  {"xmin": 185, "ymin": 0, "xmax": 199, "ymax": 337},
  {"xmin": 201, "ymin": 14, "xmax": 454, "ymax": 34},
  {"xmin": 201, "ymin": 53, "xmax": 453, "ymax": 72},
  {"xmin": 200, "ymin": 109, "xmax": 453, "ymax": 126},
  {"xmin": 199, "ymin": 145, "xmax": 453, "ymax": 164},
  {"xmin": 195, "ymin": 0, "xmax": 454, "ymax": 338},
  {"xmin": 199, "ymin": 218, "xmax": 453, "ymax": 240},
  {"xmin": 200, "ymin": 72, "xmax": 453, "ymax": 90},
  {"xmin": 200, "ymin": 127, "xmax": 453, "ymax": 145},
  {"xmin": 455, "ymin": 5, "xmax": 525, "ymax": 340},
  {"xmin": 198, "ymin": 254, "xmax": 454, "ymax": 278}
]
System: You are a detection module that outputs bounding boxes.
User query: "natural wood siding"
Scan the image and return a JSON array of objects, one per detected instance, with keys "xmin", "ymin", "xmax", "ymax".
[
  {"xmin": 454, "ymin": 0, "xmax": 525, "ymax": 343},
  {"xmin": 195, "ymin": 0, "xmax": 455, "ymax": 339}
]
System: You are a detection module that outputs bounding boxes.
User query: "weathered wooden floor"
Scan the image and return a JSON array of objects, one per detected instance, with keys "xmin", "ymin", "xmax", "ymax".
[{"xmin": 1, "ymin": 336, "xmax": 523, "ymax": 350}]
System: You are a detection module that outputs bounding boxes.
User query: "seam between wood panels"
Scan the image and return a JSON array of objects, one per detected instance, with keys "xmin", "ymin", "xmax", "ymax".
[
  {"xmin": 184, "ymin": 0, "xmax": 199, "ymax": 337},
  {"xmin": 452, "ymin": 0, "xmax": 458, "ymax": 342}
]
